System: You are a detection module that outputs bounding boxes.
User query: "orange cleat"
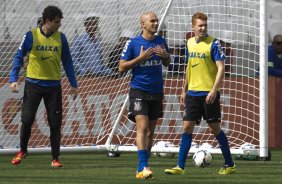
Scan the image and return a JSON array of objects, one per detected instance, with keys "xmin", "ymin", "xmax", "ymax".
[
  {"xmin": 51, "ymin": 159, "xmax": 63, "ymax": 167},
  {"xmin": 11, "ymin": 151, "xmax": 26, "ymax": 165}
]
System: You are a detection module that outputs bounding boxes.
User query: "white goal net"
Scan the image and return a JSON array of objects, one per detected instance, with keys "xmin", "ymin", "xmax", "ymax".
[{"xmin": 0, "ymin": 0, "xmax": 268, "ymax": 157}]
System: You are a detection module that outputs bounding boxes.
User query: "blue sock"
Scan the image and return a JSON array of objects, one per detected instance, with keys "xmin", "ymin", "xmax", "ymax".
[
  {"xmin": 216, "ymin": 130, "xmax": 234, "ymax": 166},
  {"xmin": 178, "ymin": 133, "xmax": 192, "ymax": 169},
  {"xmin": 137, "ymin": 150, "xmax": 148, "ymax": 172}
]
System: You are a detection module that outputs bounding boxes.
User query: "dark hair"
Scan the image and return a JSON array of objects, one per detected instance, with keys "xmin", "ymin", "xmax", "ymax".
[
  {"xmin": 272, "ymin": 34, "xmax": 282, "ymax": 44},
  {"xmin": 37, "ymin": 17, "xmax": 43, "ymax": 26},
  {"xmin": 84, "ymin": 16, "xmax": 99, "ymax": 27},
  {"xmin": 42, "ymin": 5, "xmax": 63, "ymax": 22}
]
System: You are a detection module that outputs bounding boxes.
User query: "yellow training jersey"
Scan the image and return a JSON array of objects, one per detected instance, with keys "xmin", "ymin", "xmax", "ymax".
[
  {"xmin": 186, "ymin": 35, "xmax": 218, "ymax": 91},
  {"xmin": 26, "ymin": 28, "xmax": 62, "ymax": 80}
]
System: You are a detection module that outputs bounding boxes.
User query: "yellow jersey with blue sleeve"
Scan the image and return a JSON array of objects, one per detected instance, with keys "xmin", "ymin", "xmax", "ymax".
[
  {"xmin": 186, "ymin": 35, "xmax": 224, "ymax": 92},
  {"xmin": 26, "ymin": 28, "xmax": 62, "ymax": 80}
]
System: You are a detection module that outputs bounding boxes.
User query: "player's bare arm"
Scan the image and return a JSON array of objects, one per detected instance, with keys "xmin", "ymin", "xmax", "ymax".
[
  {"xmin": 206, "ymin": 61, "xmax": 225, "ymax": 104},
  {"xmin": 180, "ymin": 81, "xmax": 187, "ymax": 106},
  {"xmin": 119, "ymin": 46, "xmax": 154, "ymax": 72},
  {"xmin": 180, "ymin": 57, "xmax": 189, "ymax": 105},
  {"xmin": 180, "ymin": 71, "xmax": 188, "ymax": 106}
]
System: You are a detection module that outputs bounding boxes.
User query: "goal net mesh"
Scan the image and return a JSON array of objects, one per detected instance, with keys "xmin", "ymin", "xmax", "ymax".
[{"xmin": 0, "ymin": 0, "xmax": 261, "ymax": 153}]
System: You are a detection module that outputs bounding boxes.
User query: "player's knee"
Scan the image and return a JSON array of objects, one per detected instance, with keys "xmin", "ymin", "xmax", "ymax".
[
  {"xmin": 21, "ymin": 114, "xmax": 35, "ymax": 127},
  {"xmin": 48, "ymin": 114, "xmax": 62, "ymax": 129},
  {"xmin": 137, "ymin": 127, "xmax": 148, "ymax": 135},
  {"xmin": 49, "ymin": 124, "xmax": 61, "ymax": 133},
  {"xmin": 183, "ymin": 126, "xmax": 193, "ymax": 134},
  {"xmin": 208, "ymin": 123, "xmax": 221, "ymax": 135},
  {"xmin": 182, "ymin": 121, "xmax": 194, "ymax": 133},
  {"xmin": 207, "ymin": 126, "xmax": 215, "ymax": 134}
]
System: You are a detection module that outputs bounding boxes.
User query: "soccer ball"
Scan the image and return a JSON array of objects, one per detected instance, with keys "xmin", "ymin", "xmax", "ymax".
[
  {"xmin": 193, "ymin": 149, "xmax": 213, "ymax": 167},
  {"xmin": 152, "ymin": 141, "xmax": 176, "ymax": 158},
  {"xmin": 239, "ymin": 142, "xmax": 255, "ymax": 150},
  {"xmin": 236, "ymin": 142, "xmax": 257, "ymax": 160},
  {"xmin": 106, "ymin": 151, "xmax": 121, "ymax": 157}
]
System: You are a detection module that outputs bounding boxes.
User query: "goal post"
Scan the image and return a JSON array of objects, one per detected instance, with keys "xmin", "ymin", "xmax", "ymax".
[
  {"xmin": 259, "ymin": 0, "xmax": 268, "ymax": 158},
  {"xmin": 0, "ymin": 0, "xmax": 269, "ymax": 159},
  {"xmin": 106, "ymin": 0, "xmax": 269, "ymax": 159}
]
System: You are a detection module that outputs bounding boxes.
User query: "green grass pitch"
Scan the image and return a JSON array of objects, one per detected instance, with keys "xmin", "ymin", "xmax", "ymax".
[{"xmin": 0, "ymin": 149, "xmax": 282, "ymax": 184}]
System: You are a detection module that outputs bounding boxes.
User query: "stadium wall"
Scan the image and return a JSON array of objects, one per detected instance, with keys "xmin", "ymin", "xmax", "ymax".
[
  {"xmin": 268, "ymin": 76, "xmax": 282, "ymax": 148},
  {"xmin": 1, "ymin": 76, "xmax": 281, "ymax": 148}
]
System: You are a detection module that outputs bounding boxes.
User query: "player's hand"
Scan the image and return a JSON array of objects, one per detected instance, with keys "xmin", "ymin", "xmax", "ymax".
[
  {"xmin": 10, "ymin": 82, "xmax": 19, "ymax": 93},
  {"xmin": 70, "ymin": 87, "xmax": 78, "ymax": 100},
  {"xmin": 205, "ymin": 89, "xmax": 217, "ymax": 104},
  {"xmin": 154, "ymin": 45, "xmax": 169, "ymax": 59},
  {"xmin": 139, "ymin": 46, "xmax": 154, "ymax": 61}
]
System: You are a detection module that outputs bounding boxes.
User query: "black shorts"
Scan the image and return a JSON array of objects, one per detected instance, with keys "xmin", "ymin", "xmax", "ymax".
[
  {"xmin": 183, "ymin": 91, "xmax": 221, "ymax": 124},
  {"xmin": 128, "ymin": 88, "xmax": 163, "ymax": 122}
]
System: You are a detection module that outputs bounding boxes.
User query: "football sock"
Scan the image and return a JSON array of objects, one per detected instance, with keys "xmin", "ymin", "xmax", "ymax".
[
  {"xmin": 137, "ymin": 150, "xmax": 148, "ymax": 172},
  {"xmin": 216, "ymin": 130, "xmax": 234, "ymax": 166},
  {"xmin": 178, "ymin": 133, "xmax": 192, "ymax": 169}
]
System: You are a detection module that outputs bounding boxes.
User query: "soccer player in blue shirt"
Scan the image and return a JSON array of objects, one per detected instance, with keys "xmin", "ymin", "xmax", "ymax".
[
  {"xmin": 119, "ymin": 12, "xmax": 170, "ymax": 179},
  {"xmin": 71, "ymin": 16, "xmax": 113, "ymax": 76},
  {"xmin": 9, "ymin": 5, "xmax": 78, "ymax": 167},
  {"xmin": 268, "ymin": 34, "xmax": 282, "ymax": 77},
  {"xmin": 165, "ymin": 12, "xmax": 236, "ymax": 175}
]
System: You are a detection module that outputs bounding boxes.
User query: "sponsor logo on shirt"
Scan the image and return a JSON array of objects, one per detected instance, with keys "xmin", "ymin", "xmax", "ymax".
[
  {"xmin": 41, "ymin": 56, "xmax": 52, "ymax": 61},
  {"xmin": 35, "ymin": 45, "xmax": 58, "ymax": 52},
  {"xmin": 192, "ymin": 63, "xmax": 200, "ymax": 68},
  {"xmin": 189, "ymin": 52, "xmax": 206, "ymax": 59},
  {"xmin": 140, "ymin": 59, "xmax": 162, "ymax": 67}
]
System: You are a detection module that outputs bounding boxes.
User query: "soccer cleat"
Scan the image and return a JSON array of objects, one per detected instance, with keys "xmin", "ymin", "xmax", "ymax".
[
  {"xmin": 51, "ymin": 160, "xmax": 63, "ymax": 167},
  {"xmin": 218, "ymin": 164, "xmax": 237, "ymax": 175},
  {"xmin": 164, "ymin": 166, "xmax": 185, "ymax": 175},
  {"xmin": 11, "ymin": 151, "xmax": 26, "ymax": 165},
  {"xmin": 136, "ymin": 167, "xmax": 153, "ymax": 179}
]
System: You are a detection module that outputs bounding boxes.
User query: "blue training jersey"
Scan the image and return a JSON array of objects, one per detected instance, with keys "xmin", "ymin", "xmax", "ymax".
[
  {"xmin": 268, "ymin": 45, "xmax": 282, "ymax": 77},
  {"xmin": 10, "ymin": 27, "xmax": 77, "ymax": 88},
  {"xmin": 121, "ymin": 34, "xmax": 168, "ymax": 94}
]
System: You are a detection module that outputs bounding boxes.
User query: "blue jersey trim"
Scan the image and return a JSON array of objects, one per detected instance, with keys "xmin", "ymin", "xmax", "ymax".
[{"xmin": 187, "ymin": 90, "xmax": 209, "ymax": 96}]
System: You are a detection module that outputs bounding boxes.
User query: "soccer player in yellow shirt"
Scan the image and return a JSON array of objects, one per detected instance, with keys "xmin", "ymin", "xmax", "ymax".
[
  {"xmin": 165, "ymin": 12, "xmax": 236, "ymax": 175},
  {"xmin": 9, "ymin": 5, "xmax": 78, "ymax": 167}
]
